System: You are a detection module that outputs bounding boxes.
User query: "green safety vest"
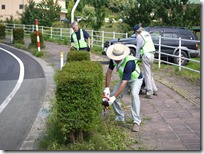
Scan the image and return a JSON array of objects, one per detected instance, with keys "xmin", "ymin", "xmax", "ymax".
[
  {"xmin": 140, "ymin": 31, "xmax": 155, "ymax": 56},
  {"xmin": 113, "ymin": 55, "xmax": 140, "ymax": 80},
  {"xmin": 72, "ymin": 29, "xmax": 88, "ymax": 50}
]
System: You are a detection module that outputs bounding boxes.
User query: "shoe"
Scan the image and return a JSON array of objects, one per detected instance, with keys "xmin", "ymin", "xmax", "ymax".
[
  {"xmin": 153, "ymin": 91, "xmax": 158, "ymax": 96},
  {"xmin": 132, "ymin": 123, "xmax": 140, "ymax": 132},
  {"xmin": 145, "ymin": 94, "xmax": 153, "ymax": 99}
]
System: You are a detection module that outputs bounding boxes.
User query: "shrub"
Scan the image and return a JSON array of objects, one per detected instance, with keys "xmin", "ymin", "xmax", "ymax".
[
  {"xmin": 56, "ymin": 61, "xmax": 103, "ymax": 143},
  {"xmin": 66, "ymin": 50, "xmax": 90, "ymax": 62},
  {"xmin": 0, "ymin": 24, "xmax": 6, "ymax": 38},
  {"xmin": 13, "ymin": 28, "xmax": 24, "ymax": 44},
  {"xmin": 30, "ymin": 31, "xmax": 44, "ymax": 48}
]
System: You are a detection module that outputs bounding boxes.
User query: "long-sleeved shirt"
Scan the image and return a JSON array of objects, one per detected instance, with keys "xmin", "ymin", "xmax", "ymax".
[{"xmin": 136, "ymin": 34, "xmax": 145, "ymax": 60}]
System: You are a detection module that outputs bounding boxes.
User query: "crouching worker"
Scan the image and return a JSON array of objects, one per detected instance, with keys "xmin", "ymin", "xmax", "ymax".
[{"xmin": 103, "ymin": 43, "xmax": 143, "ymax": 132}]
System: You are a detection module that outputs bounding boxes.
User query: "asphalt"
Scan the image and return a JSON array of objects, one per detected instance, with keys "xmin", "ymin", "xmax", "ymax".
[{"xmin": 0, "ymin": 44, "xmax": 46, "ymax": 150}]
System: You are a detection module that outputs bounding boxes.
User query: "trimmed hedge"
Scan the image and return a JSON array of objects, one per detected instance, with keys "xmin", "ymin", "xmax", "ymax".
[
  {"xmin": 30, "ymin": 31, "xmax": 44, "ymax": 48},
  {"xmin": 13, "ymin": 28, "xmax": 24, "ymax": 44},
  {"xmin": 0, "ymin": 24, "xmax": 6, "ymax": 38},
  {"xmin": 66, "ymin": 49, "xmax": 90, "ymax": 62},
  {"xmin": 56, "ymin": 61, "xmax": 103, "ymax": 143}
]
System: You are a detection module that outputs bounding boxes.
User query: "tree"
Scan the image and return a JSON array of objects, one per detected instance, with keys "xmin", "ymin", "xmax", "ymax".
[
  {"xmin": 67, "ymin": 0, "xmax": 74, "ymax": 21},
  {"xmin": 20, "ymin": 0, "xmax": 61, "ymax": 26}
]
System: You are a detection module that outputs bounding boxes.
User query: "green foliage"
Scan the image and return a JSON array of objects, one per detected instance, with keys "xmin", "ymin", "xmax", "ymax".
[
  {"xmin": 30, "ymin": 32, "xmax": 44, "ymax": 48},
  {"xmin": 67, "ymin": 0, "xmax": 74, "ymax": 21},
  {"xmin": 20, "ymin": 0, "xmax": 61, "ymax": 26},
  {"xmin": 13, "ymin": 28, "xmax": 24, "ymax": 44},
  {"xmin": 0, "ymin": 24, "xmax": 6, "ymax": 38},
  {"xmin": 91, "ymin": 46, "xmax": 103, "ymax": 54},
  {"xmin": 66, "ymin": 50, "xmax": 90, "ymax": 62},
  {"xmin": 34, "ymin": 50, "xmax": 44, "ymax": 57},
  {"xmin": 56, "ymin": 61, "xmax": 103, "ymax": 143}
]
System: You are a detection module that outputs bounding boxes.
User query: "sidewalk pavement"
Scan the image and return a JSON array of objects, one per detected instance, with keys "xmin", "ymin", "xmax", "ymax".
[{"xmin": 91, "ymin": 53, "xmax": 200, "ymax": 150}]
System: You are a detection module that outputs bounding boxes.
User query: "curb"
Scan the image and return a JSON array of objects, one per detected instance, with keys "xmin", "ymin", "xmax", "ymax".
[{"xmin": 0, "ymin": 43, "xmax": 55, "ymax": 150}]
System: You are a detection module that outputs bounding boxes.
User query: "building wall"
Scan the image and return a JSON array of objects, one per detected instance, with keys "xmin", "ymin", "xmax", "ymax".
[{"xmin": 0, "ymin": 0, "xmax": 67, "ymax": 21}]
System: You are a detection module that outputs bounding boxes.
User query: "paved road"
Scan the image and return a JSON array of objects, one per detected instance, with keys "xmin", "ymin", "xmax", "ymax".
[{"xmin": 0, "ymin": 44, "xmax": 46, "ymax": 150}]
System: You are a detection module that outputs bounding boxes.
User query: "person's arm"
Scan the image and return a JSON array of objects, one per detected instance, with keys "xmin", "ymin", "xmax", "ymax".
[
  {"xmin": 105, "ymin": 60, "xmax": 115, "ymax": 87},
  {"xmin": 71, "ymin": 34, "xmax": 75, "ymax": 47},
  {"xmin": 113, "ymin": 80, "xmax": 128, "ymax": 97},
  {"xmin": 136, "ymin": 35, "xmax": 145, "ymax": 59},
  {"xmin": 87, "ymin": 37, "xmax": 91, "ymax": 48}
]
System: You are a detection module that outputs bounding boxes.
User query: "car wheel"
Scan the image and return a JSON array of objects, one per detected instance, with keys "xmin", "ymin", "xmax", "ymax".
[
  {"xmin": 129, "ymin": 48, "xmax": 136, "ymax": 56},
  {"xmin": 174, "ymin": 50, "xmax": 188, "ymax": 66}
]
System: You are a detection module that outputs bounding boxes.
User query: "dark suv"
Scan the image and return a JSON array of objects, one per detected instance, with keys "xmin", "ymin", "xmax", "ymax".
[{"xmin": 103, "ymin": 26, "xmax": 200, "ymax": 65}]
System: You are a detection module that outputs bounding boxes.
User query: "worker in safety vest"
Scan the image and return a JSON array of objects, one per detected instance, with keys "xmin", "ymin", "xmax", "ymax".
[
  {"xmin": 70, "ymin": 21, "xmax": 91, "ymax": 51},
  {"xmin": 134, "ymin": 24, "xmax": 158, "ymax": 99},
  {"xmin": 103, "ymin": 43, "xmax": 143, "ymax": 132}
]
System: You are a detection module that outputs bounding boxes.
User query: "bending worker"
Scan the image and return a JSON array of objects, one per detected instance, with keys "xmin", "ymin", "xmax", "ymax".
[
  {"xmin": 134, "ymin": 24, "xmax": 158, "ymax": 99},
  {"xmin": 70, "ymin": 21, "xmax": 91, "ymax": 51},
  {"xmin": 103, "ymin": 43, "xmax": 143, "ymax": 132}
]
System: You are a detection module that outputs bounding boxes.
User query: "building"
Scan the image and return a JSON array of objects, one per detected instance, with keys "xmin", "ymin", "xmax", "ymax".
[{"xmin": 0, "ymin": 0, "xmax": 67, "ymax": 21}]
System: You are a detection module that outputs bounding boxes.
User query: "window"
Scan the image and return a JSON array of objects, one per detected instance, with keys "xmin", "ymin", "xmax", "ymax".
[
  {"xmin": 19, "ymin": 4, "xmax": 24, "ymax": 9},
  {"xmin": 150, "ymin": 31, "xmax": 160, "ymax": 41},
  {"xmin": 2, "ymin": 5, "xmax": 5, "ymax": 10},
  {"xmin": 163, "ymin": 33, "xmax": 177, "ymax": 38}
]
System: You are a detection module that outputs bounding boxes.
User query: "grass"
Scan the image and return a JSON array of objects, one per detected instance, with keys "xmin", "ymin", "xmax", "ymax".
[
  {"xmin": 91, "ymin": 46, "xmax": 103, "ymax": 55},
  {"xmin": 38, "ymin": 101, "xmax": 133, "ymax": 150},
  {"xmin": 153, "ymin": 58, "xmax": 200, "ymax": 84},
  {"xmin": 44, "ymin": 35, "xmax": 70, "ymax": 45}
]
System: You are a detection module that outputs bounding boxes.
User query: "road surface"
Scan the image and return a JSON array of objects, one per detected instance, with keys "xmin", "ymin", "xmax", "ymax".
[{"xmin": 0, "ymin": 44, "xmax": 46, "ymax": 150}]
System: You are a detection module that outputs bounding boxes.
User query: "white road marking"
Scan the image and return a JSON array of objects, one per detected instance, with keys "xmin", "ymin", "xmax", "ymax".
[{"xmin": 0, "ymin": 47, "xmax": 25, "ymax": 114}]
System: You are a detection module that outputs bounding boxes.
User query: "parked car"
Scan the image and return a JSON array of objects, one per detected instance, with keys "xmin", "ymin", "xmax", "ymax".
[{"xmin": 102, "ymin": 26, "xmax": 200, "ymax": 65}]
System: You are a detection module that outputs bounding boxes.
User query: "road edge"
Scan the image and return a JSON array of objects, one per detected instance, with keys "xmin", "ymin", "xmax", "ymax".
[{"xmin": 0, "ymin": 43, "xmax": 56, "ymax": 150}]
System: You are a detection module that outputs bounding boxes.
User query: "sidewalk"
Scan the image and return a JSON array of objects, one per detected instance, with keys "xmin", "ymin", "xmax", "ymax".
[{"xmin": 91, "ymin": 53, "xmax": 200, "ymax": 150}]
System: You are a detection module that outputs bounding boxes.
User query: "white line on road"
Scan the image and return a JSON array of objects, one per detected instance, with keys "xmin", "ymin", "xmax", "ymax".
[{"xmin": 0, "ymin": 47, "xmax": 25, "ymax": 114}]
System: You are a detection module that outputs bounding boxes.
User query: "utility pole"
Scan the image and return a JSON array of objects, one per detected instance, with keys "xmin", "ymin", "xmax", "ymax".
[{"xmin": 71, "ymin": 0, "xmax": 80, "ymax": 34}]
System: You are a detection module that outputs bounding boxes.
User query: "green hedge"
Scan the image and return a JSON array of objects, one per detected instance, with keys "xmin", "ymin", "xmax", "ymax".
[
  {"xmin": 56, "ymin": 61, "xmax": 103, "ymax": 143},
  {"xmin": 66, "ymin": 49, "xmax": 90, "ymax": 62},
  {"xmin": 0, "ymin": 24, "xmax": 6, "ymax": 38},
  {"xmin": 13, "ymin": 28, "xmax": 24, "ymax": 44},
  {"xmin": 30, "ymin": 31, "xmax": 44, "ymax": 48}
]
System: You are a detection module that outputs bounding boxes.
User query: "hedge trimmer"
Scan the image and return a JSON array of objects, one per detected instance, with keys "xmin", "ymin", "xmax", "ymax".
[{"xmin": 101, "ymin": 94, "xmax": 110, "ymax": 116}]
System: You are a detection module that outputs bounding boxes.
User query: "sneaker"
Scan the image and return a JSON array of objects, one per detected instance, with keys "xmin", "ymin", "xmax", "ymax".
[
  {"xmin": 132, "ymin": 123, "xmax": 140, "ymax": 132},
  {"xmin": 153, "ymin": 91, "xmax": 158, "ymax": 96},
  {"xmin": 145, "ymin": 94, "xmax": 153, "ymax": 99}
]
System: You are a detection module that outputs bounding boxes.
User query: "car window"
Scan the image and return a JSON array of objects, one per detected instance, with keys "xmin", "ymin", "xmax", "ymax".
[
  {"xmin": 150, "ymin": 31, "xmax": 160, "ymax": 41},
  {"xmin": 163, "ymin": 32, "xmax": 178, "ymax": 41}
]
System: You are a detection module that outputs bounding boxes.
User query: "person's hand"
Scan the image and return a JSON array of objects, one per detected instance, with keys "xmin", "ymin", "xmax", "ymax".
[
  {"xmin": 103, "ymin": 87, "xmax": 110, "ymax": 97},
  {"xmin": 108, "ymin": 96, "xmax": 116, "ymax": 106},
  {"xmin": 70, "ymin": 46, "xmax": 76, "ymax": 51},
  {"xmin": 87, "ymin": 46, "xmax": 91, "ymax": 52}
]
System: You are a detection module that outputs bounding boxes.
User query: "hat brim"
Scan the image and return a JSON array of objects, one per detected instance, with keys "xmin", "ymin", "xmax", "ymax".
[{"xmin": 106, "ymin": 44, "xmax": 130, "ymax": 61}]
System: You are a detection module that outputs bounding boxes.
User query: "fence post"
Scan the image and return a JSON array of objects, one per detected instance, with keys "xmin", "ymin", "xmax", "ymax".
[
  {"xmin": 23, "ymin": 24, "xmax": 25, "ymax": 31},
  {"xmin": 179, "ymin": 37, "xmax": 181, "ymax": 71},
  {"xmin": 91, "ymin": 30, "xmax": 94, "ymax": 47},
  {"xmin": 102, "ymin": 31, "xmax": 104, "ymax": 48},
  {"xmin": 158, "ymin": 36, "xmax": 161, "ymax": 69},
  {"xmin": 113, "ymin": 32, "xmax": 115, "ymax": 39},
  {"xmin": 125, "ymin": 33, "xmax": 128, "ymax": 38},
  {"xmin": 60, "ymin": 28, "xmax": 62, "ymax": 39},
  {"xmin": 50, "ymin": 27, "xmax": 53, "ymax": 38},
  {"xmin": 13, "ymin": 24, "xmax": 15, "ymax": 29},
  {"xmin": 60, "ymin": 52, "xmax": 64, "ymax": 70},
  {"xmin": 10, "ymin": 29, "xmax": 13, "ymax": 44}
]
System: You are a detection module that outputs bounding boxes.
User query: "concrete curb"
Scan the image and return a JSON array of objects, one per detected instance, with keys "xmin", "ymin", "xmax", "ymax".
[{"xmin": 0, "ymin": 43, "xmax": 55, "ymax": 150}]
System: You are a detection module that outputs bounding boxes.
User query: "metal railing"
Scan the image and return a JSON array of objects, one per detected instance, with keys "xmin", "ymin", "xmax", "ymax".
[
  {"xmin": 2, "ymin": 23, "xmax": 128, "ymax": 48},
  {"xmin": 154, "ymin": 36, "xmax": 200, "ymax": 73}
]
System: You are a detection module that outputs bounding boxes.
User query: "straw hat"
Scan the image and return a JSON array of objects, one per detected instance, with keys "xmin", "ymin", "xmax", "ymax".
[{"xmin": 106, "ymin": 44, "xmax": 130, "ymax": 60}]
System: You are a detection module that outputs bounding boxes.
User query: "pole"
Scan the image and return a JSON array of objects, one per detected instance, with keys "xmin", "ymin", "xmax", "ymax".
[
  {"xmin": 179, "ymin": 37, "xmax": 181, "ymax": 71},
  {"xmin": 35, "ymin": 19, "xmax": 41, "ymax": 52},
  {"xmin": 158, "ymin": 36, "xmax": 161, "ymax": 69},
  {"xmin": 60, "ymin": 52, "xmax": 64, "ymax": 70},
  {"xmin": 71, "ymin": 0, "xmax": 80, "ymax": 34}
]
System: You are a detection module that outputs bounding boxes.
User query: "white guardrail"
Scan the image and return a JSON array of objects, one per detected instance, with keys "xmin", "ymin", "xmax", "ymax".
[
  {"xmin": 2, "ymin": 23, "xmax": 200, "ymax": 74},
  {"xmin": 2, "ymin": 23, "xmax": 128, "ymax": 48}
]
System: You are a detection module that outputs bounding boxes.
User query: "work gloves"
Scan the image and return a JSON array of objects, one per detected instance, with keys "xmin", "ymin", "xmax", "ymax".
[
  {"xmin": 108, "ymin": 96, "xmax": 116, "ymax": 106},
  {"xmin": 103, "ymin": 87, "xmax": 110, "ymax": 97}
]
